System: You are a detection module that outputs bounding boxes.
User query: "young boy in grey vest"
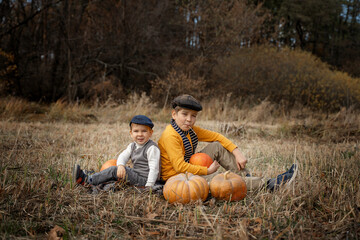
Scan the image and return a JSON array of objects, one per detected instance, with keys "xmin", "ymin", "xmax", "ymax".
[
  {"xmin": 158, "ymin": 94, "xmax": 298, "ymax": 191},
  {"xmin": 73, "ymin": 115, "xmax": 160, "ymax": 188}
]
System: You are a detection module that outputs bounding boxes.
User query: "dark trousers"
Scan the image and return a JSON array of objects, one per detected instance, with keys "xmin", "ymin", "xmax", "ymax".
[{"xmin": 88, "ymin": 166, "xmax": 148, "ymax": 187}]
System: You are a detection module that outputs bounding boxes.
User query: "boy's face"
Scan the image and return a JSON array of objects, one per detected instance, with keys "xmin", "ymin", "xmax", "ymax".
[
  {"xmin": 172, "ymin": 108, "xmax": 198, "ymax": 131},
  {"xmin": 130, "ymin": 123, "xmax": 153, "ymax": 145}
]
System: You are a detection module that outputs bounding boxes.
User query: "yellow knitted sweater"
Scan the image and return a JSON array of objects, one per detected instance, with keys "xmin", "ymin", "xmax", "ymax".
[{"xmin": 158, "ymin": 124, "xmax": 237, "ymax": 181}]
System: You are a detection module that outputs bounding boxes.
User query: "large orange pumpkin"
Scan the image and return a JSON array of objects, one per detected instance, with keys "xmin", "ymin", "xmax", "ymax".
[
  {"xmin": 210, "ymin": 171, "xmax": 247, "ymax": 201},
  {"xmin": 163, "ymin": 172, "xmax": 209, "ymax": 204},
  {"xmin": 100, "ymin": 159, "xmax": 117, "ymax": 171},
  {"xmin": 189, "ymin": 153, "xmax": 213, "ymax": 168}
]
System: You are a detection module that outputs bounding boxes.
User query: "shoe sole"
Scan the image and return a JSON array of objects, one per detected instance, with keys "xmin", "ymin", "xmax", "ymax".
[
  {"xmin": 286, "ymin": 162, "xmax": 298, "ymax": 186},
  {"xmin": 73, "ymin": 164, "xmax": 80, "ymax": 184}
]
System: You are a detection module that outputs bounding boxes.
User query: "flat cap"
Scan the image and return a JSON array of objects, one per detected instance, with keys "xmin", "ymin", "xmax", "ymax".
[
  {"xmin": 129, "ymin": 115, "xmax": 154, "ymax": 129},
  {"xmin": 172, "ymin": 94, "xmax": 202, "ymax": 111}
]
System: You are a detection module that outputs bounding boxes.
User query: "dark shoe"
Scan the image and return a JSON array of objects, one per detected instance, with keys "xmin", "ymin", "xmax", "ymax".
[
  {"xmin": 267, "ymin": 164, "xmax": 298, "ymax": 191},
  {"xmin": 204, "ymin": 191, "xmax": 213, "ymax": 202},
  {"xmin": 73, "ymin": 164, "xmax": 89, "ymax": 185}
]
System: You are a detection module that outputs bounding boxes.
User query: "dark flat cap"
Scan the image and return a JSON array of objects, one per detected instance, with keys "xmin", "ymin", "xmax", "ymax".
[
  {"xmin": 130, "ymin": 115, "xmax": 154, "ymax": 129},
  {"xmin": 172, "ymin": 94, "xmax": 202, "ymax": 111}
]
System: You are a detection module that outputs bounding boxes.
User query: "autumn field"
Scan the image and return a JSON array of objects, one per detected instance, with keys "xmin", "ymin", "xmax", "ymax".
[{"xmin": 0, "ymin": 97, "xmax": 359, "ymax": 239}]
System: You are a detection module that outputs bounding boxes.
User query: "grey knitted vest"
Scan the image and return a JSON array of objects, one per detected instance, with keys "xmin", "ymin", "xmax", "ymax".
[{"xmin": 130, "ymin": 140, "xmax": 159, "ymax": 179}]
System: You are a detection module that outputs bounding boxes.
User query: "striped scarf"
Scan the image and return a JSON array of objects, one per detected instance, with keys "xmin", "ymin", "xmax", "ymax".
[{"xmin": 171, "ymin": 119, "xmax": 198, "ymax": 162}]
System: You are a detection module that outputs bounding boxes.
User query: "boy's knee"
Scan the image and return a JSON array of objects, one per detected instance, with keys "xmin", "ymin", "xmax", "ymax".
[
  {"xmin": 116, "ymin": 166, "xmax": 125, "ymax": 179},
  {"xmin": 201, "ymin": 142, "xmax": 225, "ymax": 160},
  {"xmin": 208, "ymin": 141, "xmax": 222, "ymax": 149}
]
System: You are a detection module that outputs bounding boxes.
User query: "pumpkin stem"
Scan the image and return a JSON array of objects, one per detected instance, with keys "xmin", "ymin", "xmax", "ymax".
[
  {"xmin": 224, "ymin": 170, "xmax": 230, "ymax": 180},
  {"xmin": 185, "ymin": 172, "xmax": 189, "ymax": 181}
]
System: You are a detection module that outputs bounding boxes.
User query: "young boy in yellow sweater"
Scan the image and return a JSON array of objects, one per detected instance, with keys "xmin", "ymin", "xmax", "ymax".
[{"xmin": 158, "ymin": 94, "xmax": 297, "ymax": 191}]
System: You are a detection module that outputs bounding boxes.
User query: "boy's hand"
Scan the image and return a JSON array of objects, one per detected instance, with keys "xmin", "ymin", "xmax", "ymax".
[
  {"xmin": 207, "ymin": 160, "xmax": 220, "ymax": 174},
  {"xmin": 233, "ymin": 148, "xmax": 248, "ymax": 170},
  {"xmin": 116, "ymin": 165, "xmax": 126, "ymax": 179}
]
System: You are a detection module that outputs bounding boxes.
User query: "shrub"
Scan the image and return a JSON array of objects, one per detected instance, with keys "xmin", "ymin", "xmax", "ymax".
[
  {"xmin": 0, "ymin": 49, "xmax": 17, "ymax": 96},
  {"xmin": 211, "ymin": 45, "xmax": 360, "ymax": 111},
  {"xmin": 150, "ymin": 70, "xmax": 206, "ymax": 109}
]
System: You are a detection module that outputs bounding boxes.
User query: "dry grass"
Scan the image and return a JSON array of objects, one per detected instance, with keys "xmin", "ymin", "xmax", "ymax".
[{"xmin": 0, "ymin": 96, "xmax": 359, "ymax": 239}]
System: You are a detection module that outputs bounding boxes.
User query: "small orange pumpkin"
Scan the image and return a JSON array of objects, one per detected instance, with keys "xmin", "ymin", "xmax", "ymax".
[
  {"xmin": 100, "ymin": 159, "xmax": 117, "ymax": 171},
  {"xmin": 163, "ymin": 172, "xmax": 209, "ymax": 204},
  {"xmin": 210, "ymin": 171, "xmax": 247, "ymax": 201},
  {"xmin": 189, "ymin": 153, "xmax": 213, "ymax": 168}
]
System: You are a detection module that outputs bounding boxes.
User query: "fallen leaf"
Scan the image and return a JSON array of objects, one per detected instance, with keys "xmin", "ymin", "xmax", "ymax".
[
  {"xmin": 47, "ymin": 225, "xmax": 65, "ymax": 240},
  {"xmin": 147, "ymin": 212, "xmax": 158, "ymax": 219}
]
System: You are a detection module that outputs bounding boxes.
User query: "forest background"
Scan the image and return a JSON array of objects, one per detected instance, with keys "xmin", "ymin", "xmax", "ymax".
[
  {"xmin": 1, "ymin": 1, "xmax": 360, "ymax": 239},
  {"xmin": 1, "ymin": 0, "xmax": 360, "ymax": 111}
]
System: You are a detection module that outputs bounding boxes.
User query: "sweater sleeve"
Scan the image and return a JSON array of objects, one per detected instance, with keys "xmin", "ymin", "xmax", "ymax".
[
  {"xmin": 116, "ymin": 143, "xmax": 132, "ymax": 166},
  {"xmin": 145, "ymin": 145, "xmax": 161, "ymax": 187},
  {"xmin": 163, "ymin": 133, "xmax": 208, "ymax": 175}
]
